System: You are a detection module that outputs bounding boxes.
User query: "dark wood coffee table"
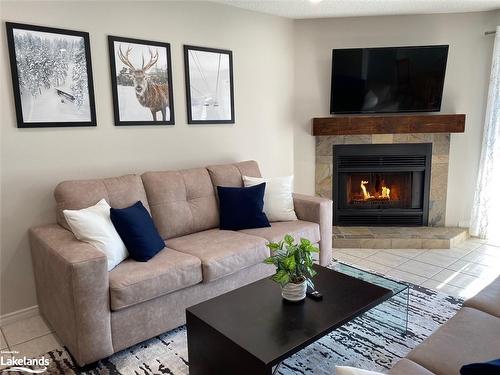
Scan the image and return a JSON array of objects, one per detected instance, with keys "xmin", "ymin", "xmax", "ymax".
[{"xmin": 186, "ymin": 265, "xmax": 393, "ymax": 375}]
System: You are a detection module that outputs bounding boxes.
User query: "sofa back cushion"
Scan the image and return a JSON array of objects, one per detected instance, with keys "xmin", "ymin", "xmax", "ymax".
[
  {"xmin": 207, "ymin": 160, "xmax": 261, "ymax": 188},
  {"xmin": 54, "ymin": 175, "xmax": 149, "ymax": 230},
  {"xmin": 142, "ymin": 167, "xmax": 219, "ymax": 239}
]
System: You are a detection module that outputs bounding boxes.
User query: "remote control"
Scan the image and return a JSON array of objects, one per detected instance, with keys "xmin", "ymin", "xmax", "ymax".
[{"xmin": 306, "ymin": 288, "xmax": 323, "ymax": 301}]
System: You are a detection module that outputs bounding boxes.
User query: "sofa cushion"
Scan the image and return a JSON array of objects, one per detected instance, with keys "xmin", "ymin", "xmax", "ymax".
[
  {"xmin": 239, "ymin": 220, "xmax": 320, "ymax": 244},
  {"xmin": 463, "ymin": 276, "xmax": 500, "ymax": 318},
  {"xmin": 55, "ymin": 174, "xmax": 149, "ymax": 230},
  {"xmin": 207, "ymin": 160, "xmax": 261, "ymax": 188},
  {"xmin": 110, "ymin": 201, "xmax": 164, "ymax": 262},
  {"xmin": 407, "ymin": 307, "xmax": 500, "ymax": 375},
  {"xmin": 109, "ymin": 247, "xmax": 202, "ymax": 310},
  {"xmin": 63, "ymin": 198, "xmax": 128, "ymax": 271},
  {"xmin": 142, "ymin": 168, "xmax": 219, "ymax": 239},
  {"xmin": 389, "ymin": 359, "xmax": 435, "ymax": 375},
  {"xmin": 217, "ymin": 184, "xmax": 270, "ymax": 231},
  {"xmin": 167, "ymin": 229, "xmax": 269, "ymax": 282}
]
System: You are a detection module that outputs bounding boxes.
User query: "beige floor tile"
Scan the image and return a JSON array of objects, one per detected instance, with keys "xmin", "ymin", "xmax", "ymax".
[
  {"xmin": 385, "ymin": 269, "xmax": 427, "ymax": 285},
  {"xmin": 384, "ymin": 248, "xmax": 425, "ymax": 258},
  {"xmin": 354, "ymin": 259, "xmax": 392, "ymax": 274},
  {"xmin": 397, "ymin": 259, "xmax": 443, "ymax": 278},
  {"xmin": 461, "ymin": 250, "xmax": 498, "ymax": 266},
  {"xmin": 475, "ymin": 244, "xmax": 500, "ymax": 258},
  {"xmin": 413, "ymin": 251, "xmax": 457, "ymax": 268},
  {"xmin": 454, "ymin": 240, "xmax": 483, "ymax": 251},
  {"xmin": 332, "ymin": 252, "xmax": 362, "ymax": 265},
  {"xmin": 0, "ymin": 330, "xmax": 7, "ymax": 350},
  {"xmin": 469, "ymin": 237, "xmax": 489, "ymax": 244},
  {"xmin": 446, "ymin": 259, "xmax": 500, "ymax": 278},
  {"xmin": 2, "ymin": 315, "xmax": 52, "ymax": 346},
  {"xmin": 337, "ymin": 248, "xmax": 380, "ymax": 258},
  {"xmin": 421, "ymin": 279, "xmax": 464, "ymax": 298},
  {"xmin": 365, "ymin": 251, "xmax": 408, "ymax": 268},
  {"xmin": 10, "ymin": 333, "xmax": 61, "ymax": 360},
  {"xmin": 433, "ymin": 247, "xmax": 474, "ymax": 258},
  {"xmin": 484, "ymin": 238, "xmax": 500, "ymax": 246},
  {"xmin": 431, "ymin": 269, "xmax": 480, "ymax": 288}
]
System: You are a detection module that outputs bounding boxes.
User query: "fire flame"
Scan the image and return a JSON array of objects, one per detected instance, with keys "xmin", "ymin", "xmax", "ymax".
[
  {"xmin": 360, "ymin": 180, "xmax": 390, "ymax": 200},
  {"xmin": 382, "ymin": 186, "xmax": 391, "ymax": 199},
  {"xmin": 361, "ymin": 180, "xmax": 371, "ymax": 199}
]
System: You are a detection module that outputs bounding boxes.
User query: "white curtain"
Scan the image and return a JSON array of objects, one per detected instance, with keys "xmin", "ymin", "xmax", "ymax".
[{"xmin": 470, "ymin": 26, "xmax": 500, "ymax": 239}]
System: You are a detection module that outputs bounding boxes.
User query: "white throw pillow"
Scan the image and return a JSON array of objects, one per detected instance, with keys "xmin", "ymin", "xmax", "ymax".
[
  {"xmin": 63, "ymin": 198, "xmax": 128, "ymax": 271},
  {"xmin": 335, "ymin": 366, "xmax": 385, "ymax": 375},
  {"xmin": 243, "ymin": 175, "xmax": 297, "ymax": 222}
]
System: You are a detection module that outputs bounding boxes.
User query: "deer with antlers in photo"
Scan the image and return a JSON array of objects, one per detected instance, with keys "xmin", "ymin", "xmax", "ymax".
[{"xmin": 118, "ymin": 45, "xmax": 169, "ymax": 121}]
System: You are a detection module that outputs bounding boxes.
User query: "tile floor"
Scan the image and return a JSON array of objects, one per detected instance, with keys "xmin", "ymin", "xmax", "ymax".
[
  {"xmin": 1, "ymin": 237, "xmax": 499, "ymax": 369},
  {"xmin": 334, "ymin": 237, "xmax": 500, "ymax": 300}
]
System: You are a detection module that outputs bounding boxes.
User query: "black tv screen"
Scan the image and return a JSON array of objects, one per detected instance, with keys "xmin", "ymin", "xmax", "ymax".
[{"xmin": 330, "ymin": 45, "xmax": 449, "ymax": 114}]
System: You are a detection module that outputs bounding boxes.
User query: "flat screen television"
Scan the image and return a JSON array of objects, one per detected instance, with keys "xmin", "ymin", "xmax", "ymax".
[{"xmin": 330, "ymin": 45, "xmax": 449, "ymax": 114}]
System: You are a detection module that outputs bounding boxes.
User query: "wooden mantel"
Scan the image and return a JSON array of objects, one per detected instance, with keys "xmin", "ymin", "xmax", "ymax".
[{"xmin": 312, "ymin": 114, "xmax": 465, "ymax": 136}]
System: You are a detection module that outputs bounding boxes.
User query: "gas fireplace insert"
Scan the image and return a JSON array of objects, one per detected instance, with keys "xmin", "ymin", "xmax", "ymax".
[{"xmin": 333, "ymin": 143, "xmax": 432, "ymax": 226}]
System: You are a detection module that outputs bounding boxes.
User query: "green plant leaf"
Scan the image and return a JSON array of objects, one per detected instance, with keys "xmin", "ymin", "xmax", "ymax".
[
  {"xmin": 300, "ymin": 238, "xmax": 311, "ymax": 247},
  {"xmin": 264, "ymin": 234, "xmax": 318, "ymax": 287},
  {"xmin": 283, "ymin": 255, "xmax": 296, "ymax": 271},
  {"xmin": 272, "ymin": 270, "xmax": 290, "ymax": 286},
  {"xmin": 263, "ymin": 257, "xmax": 275, "ymax": 265}
]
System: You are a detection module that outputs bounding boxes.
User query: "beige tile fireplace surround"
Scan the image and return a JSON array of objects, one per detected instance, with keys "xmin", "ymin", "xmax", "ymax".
[{"xmin": 316, "ymin": 132, "xmax": 452, "ymax": 227}]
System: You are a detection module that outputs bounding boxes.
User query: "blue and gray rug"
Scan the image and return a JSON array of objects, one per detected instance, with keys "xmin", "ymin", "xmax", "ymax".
[{"xmin": 10, "ymin": 277, "xmax": 462, "ymax": 374}]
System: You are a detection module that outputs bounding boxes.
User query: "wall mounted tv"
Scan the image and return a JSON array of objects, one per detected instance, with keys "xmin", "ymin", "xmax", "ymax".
[{"xmin": 330, "ymin": 45, "xmax": 449, "ymax": 114}]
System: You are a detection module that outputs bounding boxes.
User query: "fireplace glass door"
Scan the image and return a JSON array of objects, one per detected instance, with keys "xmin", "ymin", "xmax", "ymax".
[
  {"xmin": 333, "ymin": 143, "xmax": 432, "ymax": 226},
  {"xmin": 339, "ymin": 172, "xmax": 424, "ymax": 210}
]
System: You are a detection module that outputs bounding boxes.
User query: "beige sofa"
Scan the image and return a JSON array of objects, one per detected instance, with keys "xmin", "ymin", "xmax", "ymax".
[
  {"xmin": 29, "ymin": 160, "xmax": 333, "ymax": 366},
  {"xmin": 389, "ymin": 275, "xmax": 500, "ymax": 375}
]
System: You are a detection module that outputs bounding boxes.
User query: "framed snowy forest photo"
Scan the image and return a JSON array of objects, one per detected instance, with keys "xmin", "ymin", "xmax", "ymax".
[
  {"xmin": 108, "ymin": 36, "xmax": 174, "ymax": 126},
  {"xmin": 6, "ymin": 23, "xmax": 97, "ymax": 128},
  {"xmin": 184, "ymin": 45, "xmax": 234, "ymax": 124}
]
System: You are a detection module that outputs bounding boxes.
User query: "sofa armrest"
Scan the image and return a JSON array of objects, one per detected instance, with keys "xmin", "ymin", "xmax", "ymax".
[
  {"xmin": 29, "ymin": 224, "xmax": 113, "ymax": 365},
  {"xmin": 293, "ymin": 193, "xmax": 332, "ymax": 266}
]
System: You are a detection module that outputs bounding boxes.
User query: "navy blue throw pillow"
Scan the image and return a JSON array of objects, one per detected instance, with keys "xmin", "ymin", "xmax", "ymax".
[
  {"xmin": 110, "ymin": 201, "xmax": 165, "ymax": 262},
  {"xmin": 217, "ymin": 183, "xmax": 271, "ymax": 231},
  {"xmin": 461, "ymin": 359, "xmax": 500, "ymax": 375}
]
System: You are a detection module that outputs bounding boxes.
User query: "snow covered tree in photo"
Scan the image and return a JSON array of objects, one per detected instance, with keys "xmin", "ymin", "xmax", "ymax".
[
  {"xmin": 70, "ymin": 39, "xmax": 88, "ymax": 109},
  {"xmin": 52, "ymin": 42, "xmax": 69, "ymax": 87},
  {"xmin": 10, "ymin": 27, "xmax": 93, "ymax": 123}
]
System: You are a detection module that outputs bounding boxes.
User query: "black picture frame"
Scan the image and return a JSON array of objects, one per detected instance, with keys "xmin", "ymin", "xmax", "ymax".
[
  {"xmin": 184, "ymin": 45, "xmax": 235, "ymax": 124},
  {"xmin": 5, "ymin": 22, "xmax": 97, "ymax": 128},
  {"xmin": 108, "ymin": 35, "xmax": 175, "ymax": 126}
]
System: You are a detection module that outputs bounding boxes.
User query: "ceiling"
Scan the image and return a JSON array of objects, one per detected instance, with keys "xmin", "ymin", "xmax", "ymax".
[{"xmin": 213, "ymin": 0, "xmax": 500, "ymax": 19}]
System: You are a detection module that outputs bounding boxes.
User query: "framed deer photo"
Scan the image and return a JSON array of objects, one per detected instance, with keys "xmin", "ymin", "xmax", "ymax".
[
  {"xmin": 184, "ymin": 45, "xmax": 234, "ymax": 124},
  {"xmin": 6, "ymin": 22, "xmax": 97, "ymax": 128},
  {"xmin": 108, "ymin": 36, "xmax": 174, "ymax": 126}
]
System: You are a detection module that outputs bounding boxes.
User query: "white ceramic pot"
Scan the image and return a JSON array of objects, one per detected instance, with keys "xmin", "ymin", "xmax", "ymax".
[{"xmin": 281, "ymin": 279, "xmax": 307, "ymax": 302}]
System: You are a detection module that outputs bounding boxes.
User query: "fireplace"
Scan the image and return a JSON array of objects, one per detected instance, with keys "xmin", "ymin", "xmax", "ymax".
[{"xmin": 333, "ymin": 143, "xmax": 432, "ymax": 226}]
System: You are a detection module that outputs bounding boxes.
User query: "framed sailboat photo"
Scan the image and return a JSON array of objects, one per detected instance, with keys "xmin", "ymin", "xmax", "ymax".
[{"xmin": 184, "ymin": 45, "xmax": 234, "ymax": 124}]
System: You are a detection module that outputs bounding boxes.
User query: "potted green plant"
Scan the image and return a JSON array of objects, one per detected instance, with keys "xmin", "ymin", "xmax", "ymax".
[{"xmin": 264, "ymin": 234, "xmax": 319, "ymax": 302}]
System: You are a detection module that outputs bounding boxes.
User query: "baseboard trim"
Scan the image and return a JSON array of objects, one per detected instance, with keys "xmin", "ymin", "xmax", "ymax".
[{"xmin": 0, "ymin": 305, "xmax": 39, "ymax": 327}]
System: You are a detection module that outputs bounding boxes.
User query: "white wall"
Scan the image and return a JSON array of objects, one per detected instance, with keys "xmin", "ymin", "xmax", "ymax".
[
  {"xmin": 0, "ymin": 1, "xmax": 294, "ymax": 315},
  {"xmin": 293, "ymin": 10, "xmax": 500, "ymax": 227}
]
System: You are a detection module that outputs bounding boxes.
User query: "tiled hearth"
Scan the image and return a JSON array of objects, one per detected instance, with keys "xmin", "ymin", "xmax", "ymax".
[
  {"xmin": 334, "ymin": 226, "xmax": 469, "ymax": 249},
  {"xmin": 316, "ymin": 133, "xmax": 450, "ymax": 226}
]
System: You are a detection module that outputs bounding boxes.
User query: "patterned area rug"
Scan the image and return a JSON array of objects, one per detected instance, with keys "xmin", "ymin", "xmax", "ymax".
[{"xmin": 9, "ymin": 276, "xmax": 462, "ymax": 374}]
